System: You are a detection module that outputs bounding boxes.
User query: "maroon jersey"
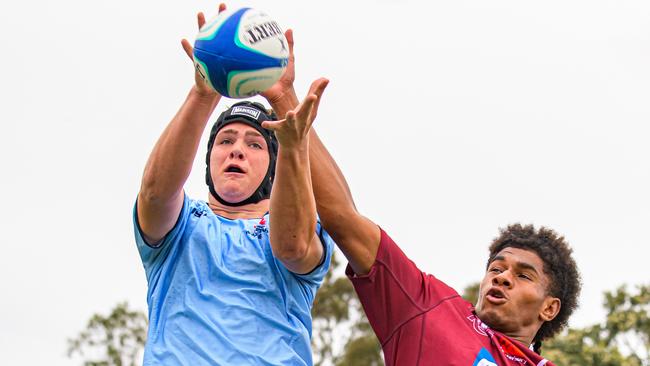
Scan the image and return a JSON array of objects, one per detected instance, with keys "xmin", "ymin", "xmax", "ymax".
[{"xmin": 346, "ymin": 229, "xmax": 556, "ymax": 366}]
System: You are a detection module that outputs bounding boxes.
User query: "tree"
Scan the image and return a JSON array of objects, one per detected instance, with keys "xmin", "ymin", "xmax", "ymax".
[
  {"xmin": 462, "ymin": 282, "xmax": 480, "ymax": 304},
  {"xmin": 70, "ymin": 266, "xmax": 649, "ymax": 366},
  {"xmin": 311, "ymin": 253, "xmax": 383, "ymax": 366},
  {"xmin": 543, "ymin": 284, "xmax": 649, "ymax": 366},
  {"xmin": 332, "ymin": 320, "xmax": 383, "ymax": 366},
  {"xmin": 67, "ymin": 302, "xmax": 147, "ymax": 366}
]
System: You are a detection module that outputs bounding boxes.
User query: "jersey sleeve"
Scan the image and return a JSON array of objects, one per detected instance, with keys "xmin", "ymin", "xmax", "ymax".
[
  {"xmin": 346, "ymin": 228, "xmax": 459, "ymax": 344},
  {"xmin": 133, "ymin": 193, "xmax": 191, "ymax": 284}
]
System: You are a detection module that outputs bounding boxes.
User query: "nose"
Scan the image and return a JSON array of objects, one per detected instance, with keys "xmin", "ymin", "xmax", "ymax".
[
  {"xmin": 492, "ymin": 270, "xmax": 512, "ymax": 288},
  {"xmin": 229, "ymin": 146, "xmax": 245, "ymax": 160}
]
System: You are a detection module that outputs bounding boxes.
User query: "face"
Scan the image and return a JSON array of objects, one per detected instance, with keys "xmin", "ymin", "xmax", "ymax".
[
  {"xmin": 474, "ymin": 247, "xmax": 560, "ymax": 338},
  {"xmin": 210, "ymin": 122, "xmax": 270, "ymax": 203}
]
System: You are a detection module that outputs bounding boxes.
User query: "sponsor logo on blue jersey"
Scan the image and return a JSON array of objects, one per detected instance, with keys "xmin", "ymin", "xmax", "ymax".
[{"xmin": 245, "ymin": 217, "xmax": 269, "ymax": 239}]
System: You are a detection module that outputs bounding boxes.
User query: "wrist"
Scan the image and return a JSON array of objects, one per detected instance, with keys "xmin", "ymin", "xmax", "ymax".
[
  {"xmin": 278, "ymin": 139, "xmax": 309, "ymax": 156},
  {"xmin": 189, "ymin": 86, "xmax": 221, "ymax": 106},
  {"xmin": 267, "ymin": 89, "xmax": 299, "ymax": 118}
]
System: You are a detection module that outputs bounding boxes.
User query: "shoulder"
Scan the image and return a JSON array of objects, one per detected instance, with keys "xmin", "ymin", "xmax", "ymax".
[{"xmin": 350, "ymin": 228, "xmax": 460, "ymax": 303}]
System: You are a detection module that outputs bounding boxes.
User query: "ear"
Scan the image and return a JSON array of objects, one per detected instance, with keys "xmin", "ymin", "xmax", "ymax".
[{"xmin": 540, "ymin": 297, "xmax": 561, "ymax": 322}]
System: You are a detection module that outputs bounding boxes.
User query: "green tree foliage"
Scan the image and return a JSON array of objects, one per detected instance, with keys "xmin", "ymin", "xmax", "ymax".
[
  {"xmin": 334, "ymin": 324, "xmax": 383, "ymax": 366},
  {"xmin": 462, "ymin": 282, "xmax": 480, "ymax": 305},
  {"xmin": 67, "ymin": 302, "xmax": 147, "ymax": 366},
  {"xmin": 70, "ymin": 270, "xmax": 648, "ymax": 366},
  {"xmin": 311, "ymin": 253, "xmax": 383, "ymax": 366},
  {"xmin": 544, "ymin": 284, "xmax": 649, "ymax": 366}
]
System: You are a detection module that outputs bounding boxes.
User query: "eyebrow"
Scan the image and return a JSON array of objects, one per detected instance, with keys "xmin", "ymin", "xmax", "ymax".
[
  {"xmin": 490, "ymin": 255, "xmax": 540, "ymax": 275},
  {"xmin": 220, "ymin": 129, "xmax": 263, "ymax": 138},
  {"xmin": 246, "ymin": 130, "xmax": 263, "ymax": 138}
]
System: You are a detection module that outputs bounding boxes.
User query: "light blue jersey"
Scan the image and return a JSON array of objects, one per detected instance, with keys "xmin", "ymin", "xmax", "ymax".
[{"xmin": 133, "ymin": 195, "xmax": 333, "ymax": 365}]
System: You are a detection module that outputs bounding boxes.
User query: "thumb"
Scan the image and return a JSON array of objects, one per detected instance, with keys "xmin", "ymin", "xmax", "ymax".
[{"xmin": 181, "ymin": 39, "xmax": 194, "ymax": 61}]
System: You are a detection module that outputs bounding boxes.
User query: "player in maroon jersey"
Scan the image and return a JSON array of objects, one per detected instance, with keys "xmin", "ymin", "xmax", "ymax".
[
  {"xmin": 264, "ymin": 27, "xmax": 581, "ymax": 365},
  {"xmin": 307, "ymin": 136, "xmax": 582, "ymax": 364}
]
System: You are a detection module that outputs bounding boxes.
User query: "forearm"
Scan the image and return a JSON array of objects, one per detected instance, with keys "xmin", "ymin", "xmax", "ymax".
[
  {"xmin": 308, "ymin": 128, "xmax": 358, "ymax": 230},
  {"xmin": 137, "ymin": 88, "xmax": 220, "ymax": 242},
  {"xmin": 265, "ymin": 77, "xmax": 377, "ymax": 272},
  {"xmin": 269, "ymin": 143, "xmax": 318, "ymax": 270},
  {"xmin": 309, "ymin": 128, "xmax": 380, "ymax": 274},
  {"xmin": 140, "ymin": 88, "xmax": 220, "ymax": 203}
]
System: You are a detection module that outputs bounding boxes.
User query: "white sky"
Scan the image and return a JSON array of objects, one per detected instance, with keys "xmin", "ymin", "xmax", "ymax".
[{"xmin": 1, "ymin": 0, "xmax": 649, "ymax": 364}]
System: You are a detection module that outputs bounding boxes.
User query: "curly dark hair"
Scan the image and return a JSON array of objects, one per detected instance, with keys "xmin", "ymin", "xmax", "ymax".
[{"xmin": 487, "ymin": 223, "xmax": 581, "ymax": 346}]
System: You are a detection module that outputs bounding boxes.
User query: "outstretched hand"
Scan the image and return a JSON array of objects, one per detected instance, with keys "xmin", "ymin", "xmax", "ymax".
[
  {"xmin": 262, "ymin": 78, "xmax": 329, "ymax": 149},
  {"xmin": 180, "ymin": 3, "xmax": 227, "ymax": 97}
]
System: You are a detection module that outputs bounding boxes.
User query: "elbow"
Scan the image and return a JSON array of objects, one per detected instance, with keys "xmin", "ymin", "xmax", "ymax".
[
  {"xmin": 272, "ymin": 232, "xmax": 316, "ymax": 263},
  {"xmin": 274, "ymin": 244, "xmax": 310, "ymax": 264},
  {"xmin": 138, "ymin": 180, "xmax": 161, "ymax": 205},
  {"xmin": 139, "ymin": 165, "xmax": 175, "ymax": 204},
  {"xmin": 138, "ymin": 177, "xmax": 174, "ymax": 207}
]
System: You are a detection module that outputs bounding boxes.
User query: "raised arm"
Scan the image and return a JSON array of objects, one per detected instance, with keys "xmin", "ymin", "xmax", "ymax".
[
  {"xmin": 307, "ymin": 129, "xmax": 380, "ymax": 275},
  {"xmin": 137, "ymin": 9, "xmax": 222, "ymax": 244},
  {"xmin": 262, "ymin": 31, "xmax": 380, "ymax": 275},
  {"xmin": 261, "ymin": 81, "xmax": 327, "ymax": 274}
]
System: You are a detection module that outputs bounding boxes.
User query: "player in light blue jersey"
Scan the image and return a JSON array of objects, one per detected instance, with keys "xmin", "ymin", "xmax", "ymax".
[{"xmin": 134, "ymin": 5, "xmax": 332, "ymax": 365}]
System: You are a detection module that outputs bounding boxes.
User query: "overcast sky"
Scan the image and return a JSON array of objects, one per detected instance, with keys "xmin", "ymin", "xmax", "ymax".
[{"xmin": 1, "ymin": 0, "xmax": 649, "ymax": 364}]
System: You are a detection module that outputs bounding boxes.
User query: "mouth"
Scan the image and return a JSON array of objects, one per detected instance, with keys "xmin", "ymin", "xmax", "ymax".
[
  {"xmin": 224, "ymin": 164, "xmax": 246, "ymax": 174},
  {"xmin": 485, "ymin": 288, "xmax": 507, "ymax": 304}
]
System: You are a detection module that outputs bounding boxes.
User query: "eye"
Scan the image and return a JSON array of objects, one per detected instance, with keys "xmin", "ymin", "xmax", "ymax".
[
  {"xmin": 518, "ymin": 273, "xmax": 532, "ymax": 281},
  {"xmin": 489, "ymin": 267, "xmax": 502, "ymax": 274},
  {"xmin": 249, "ymin": 142, "xmax": 263, "ymax": 149},
  {"xmin": 219, "ymin": 138, "xmax": 233, "ymax": 145}
]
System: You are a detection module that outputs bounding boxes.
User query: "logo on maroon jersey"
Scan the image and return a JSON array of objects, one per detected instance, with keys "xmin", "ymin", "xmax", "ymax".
[
  {"xmin": 497, "ymin": 335, "xmax": 527, "ymax": 357},
  {"xmin": 468, "ymin": 316, "xmax": 546, "ymax": 365},
  {"xmin": 467, "ymin": 314, "xmax": 493, "ymax": 337}
]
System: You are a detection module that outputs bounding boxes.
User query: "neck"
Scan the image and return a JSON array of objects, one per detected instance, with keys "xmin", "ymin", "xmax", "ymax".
[
  {"xmin": 208, "ymin": 196, "xmax": 269, "ymax": 219},
  {"xmin": 505, "ymin": 332, "xmax": 534, "ymax": 348},
  {"xmin": 475, "ymin": 311, "xmax": 538, "ymax": 347},
  {"xmin": 499, "ymin": 322, "xmax": 539, "ymax": 347}
]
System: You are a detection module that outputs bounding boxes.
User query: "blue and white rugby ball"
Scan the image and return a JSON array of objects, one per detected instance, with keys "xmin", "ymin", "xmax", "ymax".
[{"xmin": 193, "ymin": 8, "xmax": 289, "ymax": 98}]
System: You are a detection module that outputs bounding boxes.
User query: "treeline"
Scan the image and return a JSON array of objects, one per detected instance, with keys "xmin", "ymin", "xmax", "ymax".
[{"xmin": 68, "ymin": 254, "xmax": 650, "ymax": 366}]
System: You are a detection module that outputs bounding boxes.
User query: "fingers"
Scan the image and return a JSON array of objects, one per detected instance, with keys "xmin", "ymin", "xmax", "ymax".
[
  {"xmin": 198, "ymin": 4, "xmax": 225, "ymax": 30},
  {"xmin": 282, "ymin": 29, "xmax": 295, "ymax": 79},
  {"xmin": 308, "ymin": 78, "xmax": 329, "ymax": 98},
  {"xmin": 197, "ymin": 12, "xmax": 206, "ymax": 29},
  {"xmin": 286, "ymin": 29, "xmax": 295, "ymax": 72},
  {"xmin": 307, "ymin": 78, "xmax": 329, "ymax": 121},
  {"xmin": 285, "ymin": 29, "xmax": 294, "ymax": 58},
  {"xmin": 262, "ymin": 95, "xmax": 313, "ymax": 133},
  {"xmin": 261, "ymin": 119, "xmax": 285, "ymax": 132},
  {"xmin": 181, "ymin": 39, "xmax": 194, "ymax": 61},
  {"xmin": 295, "ymin": 95, "xmax": 317, "ymax": 126}
]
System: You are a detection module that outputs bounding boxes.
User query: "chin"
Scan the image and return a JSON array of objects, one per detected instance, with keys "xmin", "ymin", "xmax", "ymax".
[
  {"xmin": 476, "ymin": 308, "xmax": 505, "ymax": 331},
  {"xmin": 216, "ymin": 190, "xmax": 247, "ymax": 203}
]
